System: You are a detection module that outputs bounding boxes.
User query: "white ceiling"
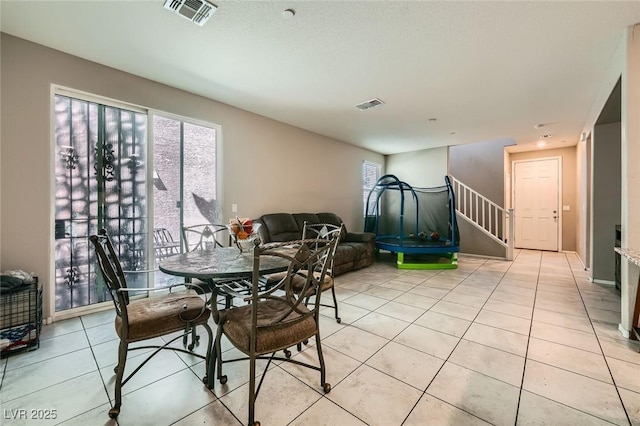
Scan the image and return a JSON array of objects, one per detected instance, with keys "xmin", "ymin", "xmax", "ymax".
[{"xmin": 2, "ymin": 1, "xmax": 640, "ymax": 155}]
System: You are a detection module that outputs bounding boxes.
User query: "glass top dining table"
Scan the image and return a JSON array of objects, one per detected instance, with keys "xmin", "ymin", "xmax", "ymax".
[{"xmin": 158, "ymin": 246, "xmax": 290, "ymax": 281}]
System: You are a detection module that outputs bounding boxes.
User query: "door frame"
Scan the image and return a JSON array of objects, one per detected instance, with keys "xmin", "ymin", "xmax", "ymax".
[{"xmin": 511, "ymin": 156, "xmax": 563, "ymax": 252}]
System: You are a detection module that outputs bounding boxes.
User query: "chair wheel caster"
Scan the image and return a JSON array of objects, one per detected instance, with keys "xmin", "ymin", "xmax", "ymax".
[
  {"xmin": 323, "ymin": 383, "xmax": 332, "ymax": 393},
  {"xmin": 108, "ymin": 406, "xmax": 120, "ymax": 419},
  {"xmin": 254, "ymin": 422, "xmax": 260, "ymax": 426},
  {"xmin": 188, "ymin": 343, "xmax": 195, "ymax": 351},
  {"xmin": 336, "ymin": 318, "xmax": 342, "ymax": 324},
  {"xmin": 113, "ymin": 366, "xmax": 119, "ymax": 374},
  {"xmin": 219, "ymin": 375, "xmax": 228, "ymax": 384},
  {"xmin": 202, "ymin": 375, "xmax": 208, "ymax": 384},
  {"xmin": 284, "ymin": 349, "xmax": 291, "ymax": 358}
]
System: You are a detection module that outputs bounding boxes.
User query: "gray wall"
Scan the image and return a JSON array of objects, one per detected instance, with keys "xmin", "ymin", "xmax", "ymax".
[
  {"xmin": 448, "ymin": 138, "xmax": 515, "ymax": 255},
  {"xmin": 456, "ymin": 215, "xmax": 507, "ymax": 258},
  {"xmin": 386, "ymin": 147, "xmax": 448, "ymax": 187},
  {"xmin": 0, "ymin": 34, "xmax": 384, "ymax": 320},
  {"xmin": 592, "ymin": 122, "xmax": 622, "ymax": 282},
  {"xmin": 449, "ymin": 138, "xmax": 515, "ymax": 205}
]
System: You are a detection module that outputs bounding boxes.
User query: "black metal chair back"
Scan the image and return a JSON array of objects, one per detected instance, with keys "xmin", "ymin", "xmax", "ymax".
[
  {"xmin": 89, "ymin": 228, "xmax": 214, "ymax": 420},
  {"xmin": 182, "ymin": 223, "xmax": 229, "ymax": 252},
  {"xmin": 300, "ymin": 222, "xmax": 345, "ymax": 322},
  {"xmin": 90, "ymin": 229, "xmax": 130, "ymax": 317},
  {"xmin": 213, "ymin": 233, "xmax": 340, "ymax": 425}
]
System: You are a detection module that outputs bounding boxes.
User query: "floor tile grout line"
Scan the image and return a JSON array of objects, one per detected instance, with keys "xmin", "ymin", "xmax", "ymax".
[
  {"xmin": 0, "ymin": 369, "xmax": 98, "ymax": 405},
  {"xmin": 568, "ymin": 257, "xmax": 633, "ymax": 425},
  {"xmin": 510, "ymin": 249, "xmax": 543, "ymax": 426},
  {"xmin": 322, "ymin": 264, "xmax": 465, "ymax": 423},
  {"xmin": 81, "ymin": 315, "xmax": 115, "ymax": 415},
  {"xmin": 5, "ymin": 253, "xmax": 636, "ymax": 425},
  {"xmin": 398, "ymin": 255, "xmax": 510, "ymax": 426},
  {"xmin": 390, "ymin": 255, "xmax": 535, "ymax": 426},
  {"xmin": 516, "ymin": 252, "xmax": 632, "ymax": 426}
]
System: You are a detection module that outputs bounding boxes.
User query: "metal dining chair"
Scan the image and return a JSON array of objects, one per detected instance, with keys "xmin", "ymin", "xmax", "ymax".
[
  {"xmin": 300, "ymin": 222, "xmax": 344, "ymax": 323},
  {"xmin": 89, "ymin": 228, "xmax": 214, "ymax": 419},
  {"xmin": 212, "ymin": 234, "xmax": 340, "ymax": 426},
  {"xmin": 182, "ymin": 223, "xmax": 230, "ymax": 253}
]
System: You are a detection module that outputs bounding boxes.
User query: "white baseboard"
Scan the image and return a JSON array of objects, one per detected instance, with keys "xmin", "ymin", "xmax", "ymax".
[
  {"xmin": 592, "ymin": 279, "xmax": 616, "ymax": 286},
  {"xmin": 618, "ymin": 323, "xmax": 631, "ymax": 338},
  {"xmin": 458, "ymin": 252, "xmax": 508, "ymax": 261}
]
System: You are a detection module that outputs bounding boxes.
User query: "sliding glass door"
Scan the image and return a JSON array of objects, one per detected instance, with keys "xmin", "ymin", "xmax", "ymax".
[
  {"xmin": 52, "ymin": 92, "xmax": 220, "ymax": 313},
  {"xmin": 152, "ymin": 115, "xmax": 219, "ymax": 285}
]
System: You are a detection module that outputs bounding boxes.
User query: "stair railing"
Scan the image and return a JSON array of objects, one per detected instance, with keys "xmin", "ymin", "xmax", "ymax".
[{"xmin": 449, "ymin": 176, "xmax": 514, "ymax": 260}]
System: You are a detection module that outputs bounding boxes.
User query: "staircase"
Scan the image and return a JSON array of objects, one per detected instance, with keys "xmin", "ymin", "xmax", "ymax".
[{"xmin": 449, "ymin": 176, "xmax": 514, "ymax": 260}]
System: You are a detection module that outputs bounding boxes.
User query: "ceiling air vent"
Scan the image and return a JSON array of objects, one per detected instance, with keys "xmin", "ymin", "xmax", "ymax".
[
  {"xmin": 355, "ymin": 98, "xmax": 384, "ymax": 111},
  {"xmin": 163, "ymin": 0, "xmax": 217, "ymax": 26}
]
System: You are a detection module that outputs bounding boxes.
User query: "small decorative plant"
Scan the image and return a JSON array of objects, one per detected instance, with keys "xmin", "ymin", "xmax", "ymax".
[{"xmin": 229, "ymin": 217, "xmax": 253, "ymax": 240}]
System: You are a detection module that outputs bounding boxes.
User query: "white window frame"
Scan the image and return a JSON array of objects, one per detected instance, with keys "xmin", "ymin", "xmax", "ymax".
[{"xmin": 363, "ymin": 161, "xmax": 382, "ymax": 216}]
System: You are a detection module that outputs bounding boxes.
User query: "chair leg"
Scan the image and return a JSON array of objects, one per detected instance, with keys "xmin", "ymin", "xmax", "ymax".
[
  {"xmin": 330, "ymin": 285, "xmax": 341, "ymax": 323},
  {"xmin": 315, "ymin": 332, "xmax": 331, "ymax": 394},
  {"xmin": 215, "ymin": 325, "xmax": 227, "ymax": 385},
  {"xmin": 200, "ymin": 323, "xmax": 215, "ymax": 389},
  {"xmin": 249, "ymin": 352, "xmax": 256, "ymax": 425},
  {"xmin": 109, "ymin": 340, "xmax": 128, "ymax": 418}
]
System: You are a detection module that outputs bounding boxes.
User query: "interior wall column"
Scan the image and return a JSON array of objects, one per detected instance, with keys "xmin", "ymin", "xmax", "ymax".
[{"xmin": 620, "ymin": 23, "xmax": 640, "ymax": 337}]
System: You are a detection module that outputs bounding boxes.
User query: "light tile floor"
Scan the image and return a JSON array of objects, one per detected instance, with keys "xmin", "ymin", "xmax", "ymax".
[{"xmin": 2, "ymin": 250, "xmax": 640, "ymax": 425}]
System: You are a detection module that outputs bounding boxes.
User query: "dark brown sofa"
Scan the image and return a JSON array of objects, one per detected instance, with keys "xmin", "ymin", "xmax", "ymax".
[{"xmin": 254, "ymin": 212, "xmax": 376, "ymax": 276}]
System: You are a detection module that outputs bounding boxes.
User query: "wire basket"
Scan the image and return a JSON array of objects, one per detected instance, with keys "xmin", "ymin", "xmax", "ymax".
[{"xmin": 0, "ymin": 278, "xmax": 42, "ymax": 357}]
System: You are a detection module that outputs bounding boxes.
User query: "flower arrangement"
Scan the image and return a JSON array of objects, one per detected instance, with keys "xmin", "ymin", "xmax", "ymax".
[
  {"xmin": 228, "ymin": 217, "xmax": 261, "ymax": 252},
  {"xmin": 229, "ymin": 217, "xmax": 253, "ymax": 240}
]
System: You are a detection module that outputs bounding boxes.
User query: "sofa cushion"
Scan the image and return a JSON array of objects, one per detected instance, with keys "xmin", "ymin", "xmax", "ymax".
[
  {"xmin": 316, "ymin": 212, "xmax": 348, "ymax": 241},
  {"xmin": 316, "ymin": 212, "xmax": 344, "ymax": 229},
  {"xmin": 333, "ymin": 244, "xmax": 356, "ymax": 267},
  {"xmin": 292, "ymin": 213, "xmax": 320, "ymax": 234},
  {"xmin": 342, "ymin": 241, "xmax": 374, "ymax": 264},
  {"xmin": 259, "ymin": 213, "xmax": 302, "ymax": 242}
]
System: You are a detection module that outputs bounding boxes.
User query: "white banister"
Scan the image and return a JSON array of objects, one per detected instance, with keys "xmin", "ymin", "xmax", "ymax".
[{"xmin": 449, "ymin": 175, "xmax": 514, "ymax": 260}]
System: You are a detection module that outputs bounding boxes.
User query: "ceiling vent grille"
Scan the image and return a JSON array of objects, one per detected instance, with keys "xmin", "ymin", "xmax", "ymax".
[
  {"xmin": 355, "ymin": 98, "xmax": 384, "ymax": 111},
  {"xmin": 164, "ymin": 0, "xmax": 217, "ymax": 26}
]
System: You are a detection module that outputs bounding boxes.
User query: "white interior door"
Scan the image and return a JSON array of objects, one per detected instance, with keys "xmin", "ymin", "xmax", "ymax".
[{"xmin": 514, "ymin": 158, "xmax": 560, "ymax": 251}]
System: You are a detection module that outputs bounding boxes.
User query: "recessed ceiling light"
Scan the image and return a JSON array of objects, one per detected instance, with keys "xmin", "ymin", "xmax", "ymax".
[
  {"xmin": 540, "ymin": 134, "xmax": 552, "ymax": 138},
  {"xmin": 537, "ymin": 141, "xmax": 547, "ymax": 147},
  {"xmin": 283, "ymin": 9, "xmax": 295, "ymax": 19},
  {"xmin": 427, "ymin": 118, "xmax": 437, "ymax": 123},
  {"xmin": 450, "ymin": 131, "xmax": 456, "ymax": 135},
  {"xmin": 534, "ymin": 123, "xmax": 544, "ymax": 129}
]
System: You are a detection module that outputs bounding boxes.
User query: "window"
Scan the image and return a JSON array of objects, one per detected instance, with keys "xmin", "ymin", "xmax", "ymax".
[{"xmin": 362, "ymin": 161, "xmax": 381, "ymax": 215}]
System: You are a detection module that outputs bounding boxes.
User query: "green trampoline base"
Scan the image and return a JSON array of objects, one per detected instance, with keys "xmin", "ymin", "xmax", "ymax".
[{"xmin": 396, "ymin": 252, "xmax": 458, "ymax": 270}]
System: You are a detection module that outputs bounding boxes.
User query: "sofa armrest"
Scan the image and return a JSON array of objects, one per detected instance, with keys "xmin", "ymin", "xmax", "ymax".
[{"xmin": 344, "ymin": 231, "xmax": 376, "ymax": 244}]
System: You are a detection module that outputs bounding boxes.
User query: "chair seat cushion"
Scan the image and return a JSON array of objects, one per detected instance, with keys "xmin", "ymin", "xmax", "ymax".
[
  {"xmin": 116, "ymin": 289, "xmax": 210, "ymax": 342},
  {"xmin": 222, "ymin": 298, "xmax": 317, "ymax": 354},
  {"xmin": 266, "ymin": 271, "xmax": 333, "ymax": 295}
]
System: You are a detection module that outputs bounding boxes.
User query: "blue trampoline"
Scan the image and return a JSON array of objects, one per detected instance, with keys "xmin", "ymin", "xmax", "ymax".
[{"xmin": 364, "ymin": 175, "xmax": 460, "ymax": 269}]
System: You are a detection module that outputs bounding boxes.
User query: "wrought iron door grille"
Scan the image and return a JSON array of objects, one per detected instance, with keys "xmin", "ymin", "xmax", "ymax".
[{"xmin": 54, "ymin": 95, "xmax": 148, "ymax": 311}]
